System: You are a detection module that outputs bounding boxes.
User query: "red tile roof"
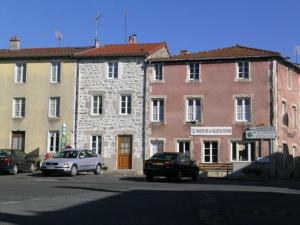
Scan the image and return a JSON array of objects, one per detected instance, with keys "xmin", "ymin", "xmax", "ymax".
[
  {"xmin": 158, "ymin": 45, "xmax": 281, "ymax": 61},
  {"xmin": 0, "ymin": 47, "xmax": 92, "ymax": 59},
  {"xmin": 76, "ymin": 43, "xmax": 167, "ymax": 57}
]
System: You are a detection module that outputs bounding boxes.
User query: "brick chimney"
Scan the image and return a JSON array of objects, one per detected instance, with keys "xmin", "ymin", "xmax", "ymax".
[
  {"xmin": 9, "ymin": 36, "xmax": 20, "ymax": 50},
  {"xmin": 128, "ymin": 34, "xmax": 137, "ymax": 44}
]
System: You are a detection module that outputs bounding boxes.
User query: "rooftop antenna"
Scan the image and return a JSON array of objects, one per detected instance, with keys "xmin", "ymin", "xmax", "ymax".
[
  {"xmin": 124, "ymin": 10, "xmax": 128, "ymax": 43},
  {"xmin": 95, "ymin": 13, "xmax": 101, "ymax": 42},
  {"xmin": 55, "ymin": 31, "xmax": 63, "ymax": 47},
  {"xmin": 295, "ymin": 46, "xmax": 300, "ymax": 64}
]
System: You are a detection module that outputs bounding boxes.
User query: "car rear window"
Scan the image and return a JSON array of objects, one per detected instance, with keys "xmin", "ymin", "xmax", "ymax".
[
  {"xmin": 151, "ymin": 153, "xmax": 178, "ymax": 160},
  {"xmin": 0, "ymin": 150, "xmax": 11, "ymax": 157}
]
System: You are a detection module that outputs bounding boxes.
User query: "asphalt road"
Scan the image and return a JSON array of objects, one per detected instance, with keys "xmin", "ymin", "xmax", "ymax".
[{"xmin": 0, "ymin": 172, "xmax": 300, "ymax": 225}]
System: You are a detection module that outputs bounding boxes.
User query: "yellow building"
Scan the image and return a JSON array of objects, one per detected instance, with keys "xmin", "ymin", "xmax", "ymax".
[{"xmin": 0, "ymin": 37, "xmax": 89, "ymax": 159}]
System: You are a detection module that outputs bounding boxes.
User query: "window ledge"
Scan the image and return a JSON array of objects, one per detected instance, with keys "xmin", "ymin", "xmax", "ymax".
[
  {"xmin": 89, "ymin": 114, "xmax": 104, "ymax": 118},
  {"xmin": 12, "ymin": 116, "xmax": 24, "ymax": 119},
  {"xmin": 48, "ymin": 117, "xmax": 60, "ymax": 120},
  {"xmin": 185, "ymin": 79, "xmax": 201, "ymax": 83},
  {"xmin": 234, "ymin": 121, "xmax": 252, "ymax": 125},
  {"xmin": 235, "ymin": 78, "xmax": 252, "ymax": 82},
  {"xmin": 185, "ymin": 121, "xmax": 203, "ymax": 126},
  {"xmin": 151, "ymin": 121, "xmax": 165, "ymax": 125},
  {"xmin": 152, "ymin": 80, "xmax": 165, "ymax": 84}
]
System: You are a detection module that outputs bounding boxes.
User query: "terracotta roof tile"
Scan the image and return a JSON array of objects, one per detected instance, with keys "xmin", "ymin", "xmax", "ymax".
[
  {"xmin": 167, "ymin": 45, "xmax": 281, "ymax": 61},
  {"xmin": 0, "ymin": 47, "xmax": 92, "ymax": 59},
  {"xmin": 76, "ymin": 43, "xmax": 167, "ymax": 57}
]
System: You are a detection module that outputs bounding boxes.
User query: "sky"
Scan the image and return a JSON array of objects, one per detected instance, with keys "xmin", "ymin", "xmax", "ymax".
[{"xmin": 0, "ymin": 0, "xmax": 299, "ymax": 62}]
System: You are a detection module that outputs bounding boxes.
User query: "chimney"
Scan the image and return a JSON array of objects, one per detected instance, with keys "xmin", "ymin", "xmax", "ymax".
[
  {"xmin": 128, "ymin": 34, "xmax": 137, "ymax": 44},
  {"xmin": 94, "ymin": 38, "xmax": 100, "ymax": 48},
  {"xmin": 9, "ymin": 36, "xmax": 20, "ymax": 50},
  {"xmin": 180, "ymin": 50, "xmax": 189, "ymax": 55}
]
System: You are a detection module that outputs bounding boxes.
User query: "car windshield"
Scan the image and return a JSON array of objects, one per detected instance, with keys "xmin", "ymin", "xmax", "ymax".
[
  {"xmin": 151, "ymin": 153, "xmax": 177, "ymax": 160},
  {"xmin": 55, "ymin": 151, "xmax": 79, "ymax": 159},
  {"xmin": 0, "ymin": 150, "xmax": 10, "ymax": 157}
]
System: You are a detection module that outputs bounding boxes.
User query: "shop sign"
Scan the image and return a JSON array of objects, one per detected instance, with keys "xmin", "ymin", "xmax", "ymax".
[
  {"xmin": 191, "ymin": 127, "xmax": 232, "ymax": 136},
  {"xmin": 246, "ymin": 126, "xmax": 277, "ymax": 139}
]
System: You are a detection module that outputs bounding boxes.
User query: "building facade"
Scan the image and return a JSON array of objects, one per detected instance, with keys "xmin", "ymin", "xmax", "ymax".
[
  {"xmin": 75, "ymin": 42, "xmax": 169, "ymax": 172},
  {"xmin": 0, "ymin": 37, "xmax": 90, "ymax": 159},
  {"xmin": 147, "ymin": 45, "xmax": 300, "ymax": 175}
]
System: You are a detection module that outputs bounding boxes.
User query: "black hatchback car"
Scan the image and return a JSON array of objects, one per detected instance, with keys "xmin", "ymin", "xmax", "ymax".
[
  {"xmin": 0, "ymin": 149, "xmax": 35, "ymax": 175},
  {"xmin": 144, "ymin": 152, "xmax": 199, "ymax": 182}
]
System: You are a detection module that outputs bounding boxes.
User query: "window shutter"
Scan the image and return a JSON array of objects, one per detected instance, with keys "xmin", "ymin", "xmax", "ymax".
[
  {"xmin": 21, "ymin": 99, "xmax": 25, "ymax": 117},
  {"xmin": 57, "ymin": 63, "xmax": 61, "ymax": 82},
  {"xmin": 118, "ymin": 62, "xmax": 123, "ymax": 78},
  {"xmin": 56, "ymin": 98, "xmax": 60, "ymax": 117},
  {"xmin": 23, "ymin": 64, "xmax": 27, "ymax": 83}
]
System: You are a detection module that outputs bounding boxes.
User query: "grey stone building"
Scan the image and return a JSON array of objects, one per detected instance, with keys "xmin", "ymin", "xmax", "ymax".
[{"xmin": 75, "ymin": 41, "xmax": 169, "ymax": 173}]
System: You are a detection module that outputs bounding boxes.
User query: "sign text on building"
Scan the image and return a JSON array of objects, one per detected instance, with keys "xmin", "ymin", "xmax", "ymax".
[
  {"xmin": 191, "ymin": 127, "xmax": 232, "ymax": 136},
  {"xmin": 246, "ymin": 126, "xmax": 277, "ymax": 139}
]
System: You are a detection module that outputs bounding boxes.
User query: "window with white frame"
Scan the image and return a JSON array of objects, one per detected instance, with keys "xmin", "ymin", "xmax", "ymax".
[
  {"xmin": 235, "ymin": 97, "xmax": 251, "ymax": 122},
  {"xmin": 120, "ymin": 95, "xmax": 131, "ymax": 115},
  {"xmin": 186, "ymin": 98, "xmax": 202, "ymax": 122},
  {"xmin": 151, "ymin": 99, "xmax": 164, "ymax": 122},
  {"xmin": 237, "ymin": 61, "xmax": 249, "ymax": 79},
  {"xmin": 154, "ymin": 64, "xmax": 163, "ymax": 80},
  {"xmin": 203, "ymin": 141, "xmax": 218, "ymax": 163},
  {"xmin": 48, "ymin": 130, "xmax": 60, "ymax": 152},
  {"xmin": 15, "ymin": 63, "xmax": 26, "ymax": 83},
  {"xmin": 292, "ymin": 105, "xmax": 297, "ymax": 129},
  {"xmin": 188, "ymin": 63, "xmax": 200, "ymax": 80},
  {"xmin": 49, "ymin": 97, "xmax": 60, "ymax": 118},
  {"xmin": 108, "ymin": 62, "xmax": 118, "ymax": 79},
  {"xmin": 150, "ymin": 139, "xmax": 164, "ymax": 156},
  {"xmin": 287, "ymin": 68, "xmax": 292, "ymax": 89},
  {"xmin": 51, "ymin": 62, "xmax": 61, "ymax": 83},
  {"xmin": 177, "ymin": 141, "xmax": 190, "ymax": 156},
  {"xmin": 92, "ymin": 95, "xmax": 102, "ymax": 115},
  {"xmin": 13, "ymin": 97, "xmax": 25, "ymax": 118},
  {"xmin": 231, "ymin": 142, "xmax": 255, "ymax": 162},
  {"xmin": 91, "ymin": 135, "xmax": 102, "ymax": 154},
  {"xmin": 282, "ymin": 101, "xmax": 288, "ymax": 126}
]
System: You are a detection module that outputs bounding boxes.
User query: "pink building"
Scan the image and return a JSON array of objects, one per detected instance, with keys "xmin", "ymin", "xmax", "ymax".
[{"xmin": 146, "ymin": 45, "xmax": 300, "ymax": 176}]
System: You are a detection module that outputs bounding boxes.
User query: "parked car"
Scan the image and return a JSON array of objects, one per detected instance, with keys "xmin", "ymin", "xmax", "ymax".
[
  {"xmin": 144, "ymin": 152, "xmax": 199, "ymax": 182},
  {"xmin": 0, "ymin": 149, "xmax": 35, "ymax": 175},
  {"xmin": 40, "ymin": 149, "xmax": 103, "ymax": 176}
]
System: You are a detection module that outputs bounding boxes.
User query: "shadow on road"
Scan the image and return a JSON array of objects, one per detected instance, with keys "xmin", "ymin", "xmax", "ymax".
[{"xmin": 0, "ymin": 187, "xmax": 299, "ymax": 225}]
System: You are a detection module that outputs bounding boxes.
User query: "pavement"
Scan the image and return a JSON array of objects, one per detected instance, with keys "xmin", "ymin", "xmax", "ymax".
[{"xmin": 0, "ymin": 171, "xmax": 299, "ymax": 225}]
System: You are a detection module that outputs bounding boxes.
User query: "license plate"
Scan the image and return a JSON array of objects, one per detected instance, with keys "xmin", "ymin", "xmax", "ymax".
[{"xmin": 152, "ymin": 162, "xmax": 163, "ymax": 166}]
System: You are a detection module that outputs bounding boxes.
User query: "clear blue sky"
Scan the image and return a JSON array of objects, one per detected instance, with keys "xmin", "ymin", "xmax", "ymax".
[{"xmin": 0, "ymin": 0, "xmax": 299, "ymax": 61}]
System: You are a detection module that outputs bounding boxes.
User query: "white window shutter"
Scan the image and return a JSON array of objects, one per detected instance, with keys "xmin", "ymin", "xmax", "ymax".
[{"xmin": 118, "ymin": 62, "xmax": 123, "ymax": 78}]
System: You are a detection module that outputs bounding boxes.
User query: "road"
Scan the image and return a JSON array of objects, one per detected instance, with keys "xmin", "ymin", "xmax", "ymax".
[{"xmin": 0, "ymin": 172, "xmax": 300, "ymax": 225}]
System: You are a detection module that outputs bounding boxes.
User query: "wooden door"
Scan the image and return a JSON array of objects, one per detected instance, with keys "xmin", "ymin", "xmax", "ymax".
[
  {"xmin": 118, "ymin": 135, "xmax": 132, "ymax": 169},
  {"xmin": 11, "ymin": 131, "xmax": 25, "ymax": 151}
]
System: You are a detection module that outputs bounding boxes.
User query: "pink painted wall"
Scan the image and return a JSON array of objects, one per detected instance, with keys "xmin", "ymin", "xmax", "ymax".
[{"xmin": 149, "ymin": 61, "xmax": 272, "ymax": 163}]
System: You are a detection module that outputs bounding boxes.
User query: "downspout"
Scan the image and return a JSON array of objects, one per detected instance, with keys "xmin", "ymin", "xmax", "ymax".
[
  {"xmin": 74, "ymin": 59, "xmax": 80, "ymax": 149},
  {"xmin": 142, "ymin": 59, "xmax": 148, "ymax": 167}
]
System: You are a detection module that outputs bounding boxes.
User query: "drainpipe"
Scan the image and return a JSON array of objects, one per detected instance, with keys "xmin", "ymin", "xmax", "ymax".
[
  {"xmin": 142, "ymin": 59, "xmax": 147, "ymax": 167},
  {"xmin": 74, "ymin": 60, "xmax": 80, "ymax": 149}
]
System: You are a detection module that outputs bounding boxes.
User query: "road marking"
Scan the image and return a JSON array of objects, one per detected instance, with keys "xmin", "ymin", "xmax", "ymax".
[{"xmin": 0, "ymin": 201, "xmax": 20, "ymax": 204}]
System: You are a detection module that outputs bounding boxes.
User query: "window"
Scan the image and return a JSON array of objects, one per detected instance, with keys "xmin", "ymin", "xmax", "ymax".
[
  {"xmin": 92, "ymin": 95, "xmax": 102, "ymax": 115},
  {"xmin": 108, "ymin": 62, "xmax": 118, "ymax": 79},
  {"xmin": 120, "ymin": 95, "xmax": 131, "ymax": 115},
  {"xmin": 154, "ymin": 64, "xmax": 163, "ymax": 80},
  {"xmin": 186, "ymin": 98, "xmax": 202, "ymax": 122},
  {"xmin": 48, "ymin": 131, "xmax": 60, "ymax": 152},
  {"xmin": 49, "ymin": 97, "xmax": 60, "ymax": 118},
  {"xmin": 235, "ymin": 97, "xmax": 251, "ymax": 122},
  {"xmin": 204, "ymin": 141, "xmax": 218, "ymax": 163},
  {"xmin": 150, "ymin": 140, "xmax": 164, "ymax": 156},
  {"xmin": 287, "ymin": 69, "xmax": 292, "ymax": 89},
  {"xmin": 15, "ymin": 63, "xmax": 26, "ymax": 83},
  {"xmin": 91, "ymin": 135, "xmax": 102, "ymax": 154},
  {"xmin": 51, "ymin": 62, "xmax": 61, "ymax": 83},
  {"xmin": 188, "ymin": 63, "xmax": 200, "ymax": 80},
  {"xmin": 13, "ymin": 97, "xmax": 25, "ymax": 118},
  {"xmin": 231, "ymin": 142, "xmax": 255, "ymax": 162},
  {"xmin": 292, "ymin": 105, "xmax": 297, "ymax": 129},
  {"xmin": 177, "ymin": 141, "xmax": 190, "ymax": 156},
  {"xmin": 237, "ymin": 61, "xmax": 249, "ymax": 79},
  {"xmin": 151, "ymin": 99, "xmax": 164, "ymax": 122},
  {"xmin": 282, "ymin": 101, "xmax": 288, "ymax": 126}
]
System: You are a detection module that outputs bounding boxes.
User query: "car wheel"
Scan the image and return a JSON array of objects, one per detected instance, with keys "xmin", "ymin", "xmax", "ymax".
[
  {"xmin": 176, "ymin": 171, "xmax": 182, "ymax": 182},
  {"xmin": 70, "ymin": 165, "xmax": 78, "ymax": 177},
  {"xmin": 94, "ymin": 164, "xmax": 102, "ymax": 175},
  {"xmin": 192, "ymin": 170, "xmax": 199, "ymax": 181},
  {"xmin": 10, "ymin": 165, "xmax": 18, "ymax": 175},
  {"xmin": 146, "ymin": 175, "xmax": 153, "ymax": 182},
  {"xmin": 29, "ymin": 163, "xmax": 35, "ymax": 172}
]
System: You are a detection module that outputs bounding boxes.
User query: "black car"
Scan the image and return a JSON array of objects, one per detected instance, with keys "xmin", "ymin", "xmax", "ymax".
[
  {"xmin": 144, "ymin": 152, "xmax": 199, "ymax": 182},
  {"xmin": 0, "ymin": 149, "xmax": 35, "ymax": 175}
]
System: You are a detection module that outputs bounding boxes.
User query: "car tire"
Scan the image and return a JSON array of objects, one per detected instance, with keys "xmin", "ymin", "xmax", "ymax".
[
  {"xmin": 94, "ymin": 164, "xmax": 102, "ymax": 175},
  {"xmin": 192, "ymin": 170, "xmax": 199, "ymax": 181},
  {"xmin": 29, "ymin": 163, "xmax": 35, "ymax": 172},
  {"xmin": 70, "ymin": 165, "xmax": 78, "ymax": 177},
  {"xmin": 176, "ymin": 171, "xmax": 182, "ymax": 182},
  {"xmin": 146, "ymin": 175, "xmax": 153, "ymax": 182},
  {"xmin": 10, "ymin": 164, "xmax": 18, "ymax": 175}
]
